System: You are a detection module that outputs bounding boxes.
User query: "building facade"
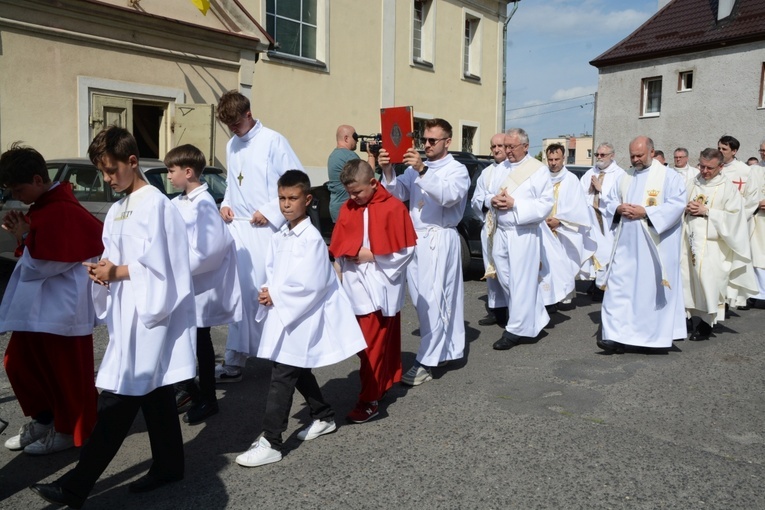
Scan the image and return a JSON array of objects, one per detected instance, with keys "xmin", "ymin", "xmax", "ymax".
[
  {"xmin": 590, "ymin": 0, "xmax": 765, "ymax": 169},
  {"xmin": 542, "ymin": 135, "xmax": 593, "ymax": 167},
  {"xmin": 0, "ymin": 0, "xmax": 512, "ymax": 184}
]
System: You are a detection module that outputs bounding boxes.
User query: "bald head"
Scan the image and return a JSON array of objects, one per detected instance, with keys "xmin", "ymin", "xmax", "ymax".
[
  {"xmin": 490, "ymin": 133, "xmax": 506, "ymax": 164},
  {"xmin": 336, "ymin": 125, "xmax": 357, "ymax": 150},
  {"xmin": 629, "ymin": 136, "xmax": 655, "ymax": 170}
]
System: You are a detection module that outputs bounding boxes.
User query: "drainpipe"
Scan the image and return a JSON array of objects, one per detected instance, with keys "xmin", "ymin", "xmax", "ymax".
[{"xmin": 502, "ymin": 1, "xmax": 521, "ymax": 131}]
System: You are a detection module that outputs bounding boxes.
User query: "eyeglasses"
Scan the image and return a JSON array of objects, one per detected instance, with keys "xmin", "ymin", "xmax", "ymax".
[
  {"xmin": 504, "ymin": 143, "xmax": 527, "ymax": 151},
  {"xmin": 759, "ymin": 149, "xmax": 765, "ymax": 154},
  {"xmin": 420, "ymin": 137, "xmax": 448, "ymax": 146},
  {"xmin": 594, "ymin": 153, "xmax": 612, "ymax": 158}
]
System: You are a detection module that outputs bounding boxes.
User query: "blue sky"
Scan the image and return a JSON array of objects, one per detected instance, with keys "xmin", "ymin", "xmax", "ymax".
[{"xmin": 505, "ymin": 0, "xmax": 659, "ymax": 153}]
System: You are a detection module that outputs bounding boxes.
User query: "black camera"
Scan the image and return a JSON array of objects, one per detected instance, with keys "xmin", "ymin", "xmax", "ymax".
[{"xmin": 358, "ymin": 133, "xmax": 382, "ymax": 155}]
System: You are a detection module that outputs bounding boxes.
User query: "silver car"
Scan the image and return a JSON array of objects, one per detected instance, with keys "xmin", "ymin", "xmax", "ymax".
[{"xmin": 0, "ymin": 158, "xmax": 228, "ymax": 260}]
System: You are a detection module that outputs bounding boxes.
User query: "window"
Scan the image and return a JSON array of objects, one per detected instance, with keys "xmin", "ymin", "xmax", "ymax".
[
  {"xmin": 678, "ymin": 71, "xmax": 693, "ymax": 92},
  {"xmin": 641, "ymin": 77, "xmax": 662, "ymax": 117},
  {"xmin": 413, "ymin": 118, "xmax": 427, "ymax": 150},
  {"xmin": 461, "ymin": 124, "xmax": 477, "ymax": 153},
  {"xmin": 413, "ymin": 1, "xmax": 434, "ymax": 66},
  {"xmin": 587, "ymin": 149, "xmax": 592, "ymax": 159},
  {"xmin": 267, "ymin": 0, "xmax": 318, "ymax": 60},
  {"xmin": 760, "ymin": 63, "xmax": 765, "ymax": 108},
  {"xmin": 463, "ymin": 12, "xmax": 481, "ymax": 80}
]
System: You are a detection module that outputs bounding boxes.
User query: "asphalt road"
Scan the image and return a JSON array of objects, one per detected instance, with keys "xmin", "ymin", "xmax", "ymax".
[{"xmin": 0, "ymin": 260, "xmax": 763, "ymax": 509}]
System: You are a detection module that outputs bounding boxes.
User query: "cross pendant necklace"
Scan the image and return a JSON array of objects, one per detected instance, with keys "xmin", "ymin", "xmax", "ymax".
[{"xmin": 238, "ymin": 172, "xmax": 244, "ymax": 186}]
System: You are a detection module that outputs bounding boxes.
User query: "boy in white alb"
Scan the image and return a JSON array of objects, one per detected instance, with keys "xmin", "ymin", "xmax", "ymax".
[
  {"xmin": 30, "ymin": 127, "xmax": 198, "ymax": 509},
  {"xmin": 215, "ymin": 90, "xmax": 303, "ymax": 382},
  {"xmin": 236, "ymin": 170, "xmax": 366, "ymax": 468},
  {"xmin": 166, "ymin": 144, "xmax": 242, "ymax": 424}
]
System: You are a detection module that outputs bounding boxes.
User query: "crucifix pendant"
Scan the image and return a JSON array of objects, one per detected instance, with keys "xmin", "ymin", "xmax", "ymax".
[{"xmin": 237, "ymin": 172, "xmax": 244, "ymax": 186}]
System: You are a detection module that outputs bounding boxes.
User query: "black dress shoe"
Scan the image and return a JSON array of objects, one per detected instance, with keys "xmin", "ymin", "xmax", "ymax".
[
  {"xmin": 477, "ymin": 313, "xmax": 497, "ymax": 326},
  {"xmin": 493, "ymin": 332, "xmax": 520, "ymax": 351},
  {"xmin": 30, "ymin": 482, "xmax": 86, "ymax": 509},
  {"xmin": 596, "ymin": 339, "xmax": 625, "ymax": 354},
  {"xmin": 128, "ymin": 473, "xmax": 183, "ymax": 494},
  {"xmin": 545, "ymin": 304, "xmax": 558, "ymax": 314},
  {"xmin": 183, "ymin": 400, "xmax": 219, "ymax": 424},
  {"xmin": 689, "ymin": 320, "xmax": 712, "ymax": 341},
  {"xmin": 737, "ymin": 305, "xmax": 750, "ymax": 311},
  {"xmin": 748, "ymin": 298, "xmax": 765, "ymax": 309}
]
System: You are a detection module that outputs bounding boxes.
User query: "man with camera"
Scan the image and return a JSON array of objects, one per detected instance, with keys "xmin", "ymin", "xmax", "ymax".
[
  {"xmin": 378, "ymin": 118, "xmax": 469, "ymax": 386},
  {"xmin": 328, "ymin": 125, "xmax": 378, "ymax": 223}
]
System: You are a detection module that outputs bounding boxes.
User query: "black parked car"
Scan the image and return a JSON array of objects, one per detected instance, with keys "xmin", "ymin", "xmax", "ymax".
[{"xmin": 308, "ymin": 152, "xmax": 492, "ymax": 272}]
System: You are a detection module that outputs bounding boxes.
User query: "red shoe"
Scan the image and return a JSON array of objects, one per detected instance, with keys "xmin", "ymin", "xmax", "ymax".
[{"xmin": 346, "ymin": 401, "xmax": 379, "ymax": 424}]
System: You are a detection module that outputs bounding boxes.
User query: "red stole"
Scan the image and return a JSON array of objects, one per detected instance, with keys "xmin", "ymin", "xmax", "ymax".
[
  {"xmin": 19, "ymin": 182, "xmax": 104, "ymax": 261},
  {"xmin": 329, "ymin": 184, "xmax": 417, "ymax": 257}
]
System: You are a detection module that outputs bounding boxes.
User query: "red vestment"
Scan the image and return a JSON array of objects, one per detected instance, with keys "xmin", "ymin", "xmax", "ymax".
[
  {"xmin": 329, "ymin": 185, "xmax": 416, "ymax": 402},
  {"xmin": 5, "ymin": 182, "xmax": 102, "ymax": 445}
]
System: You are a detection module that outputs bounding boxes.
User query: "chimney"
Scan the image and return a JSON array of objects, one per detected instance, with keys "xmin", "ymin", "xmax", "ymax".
[{"xmin": 718, "ymin": 0, "xmax": 735, "ymax": 20}]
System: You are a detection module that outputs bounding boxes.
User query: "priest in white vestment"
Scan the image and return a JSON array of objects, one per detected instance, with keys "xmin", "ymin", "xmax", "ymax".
[
  {"xmin": 579, "ymin": 143, "xmax": 626, "ymax": 299},
  {"xmin": 718, "ymin": 135, "xmax": 762, "ymax": 310},
  {"xmin": 540, "ymin": 144, "xmax": 595, "ymax": 308},
  {"xmin": 380, "ymin": 118, "xmax": 469, "ymax": 386},
  {"xmin": 682, "ymin": 149, "xmax": 756, "ymax": 341},
  {"xmin": 470, "ymin": 133, "xmax": 509, "ymax": 327},
  {"xmin": 598, "ymin": 136, "xmax": 687, "ymax": 353},
  {"xmin": 672, "ymin": 147, "xmax": 698, "ymax": 183},
  {"xmin": 215, "ymin": 91, "xmax": 303, "ymax": 381},
  {"xmin": 490, "ymin": 128, "xmax": 553, "ymax": 350}
]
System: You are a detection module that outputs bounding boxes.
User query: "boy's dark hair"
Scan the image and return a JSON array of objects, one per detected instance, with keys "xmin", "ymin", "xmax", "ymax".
[
  {"xmin": 88, "ymin": 126, "xmax": 140, "ymax": 166},
  {"xmin": 164, "ymin": 144, "xmax": 206, "ymax": 177},
  {"xmin": 216, "ymin": 90, "xmax": 250, "ymax": 125},
  {"xmin": 718, "ymin": 135, "xmax": 740, "ymax": 152},
  {"xmin": 339, "ymin": 159, "xmax": 375, "ymax": 186},
  {"xmin": 277, "ymin": 169, "xmax": 311, "ymax": 194},
  {"xmin": 0, "ymin": 142, "xmax": 50, "ymax": 187},
  {"xmin": 424, "ymin": 118, "xmax": 453, "ymax": 139}
]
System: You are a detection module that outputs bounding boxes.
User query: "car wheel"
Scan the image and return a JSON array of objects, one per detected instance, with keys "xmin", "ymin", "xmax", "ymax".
[{"xmin": 459, "ymin": 234, "xmax": 470, "ymax": 274}]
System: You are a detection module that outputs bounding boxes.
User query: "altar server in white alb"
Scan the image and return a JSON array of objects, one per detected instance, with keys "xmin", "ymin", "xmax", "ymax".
[
  {"xmin": 470, "ymin": 133, "xmax": 510, "ymax": 327},
  {"xmin": 681, "ymin": 148, "xmax": 756, "ymax": 341},
  {"xmin": 235, "ymin": 170, "xmax": 366, "ymax": 468},
  {"xmin": 748, "ymin": 138, "xmax": 765, "ymax": 309},
  {"xmin": 490, "ymin": 128, "xmax": 553, "ymax": 351},
  {"xmin": 597, "ymin": 136, "xmax": 687, "ymax": 354},
  {"xmin": 165, "ymin": 144, "xmax": 242, "ymax": 424},
  {"xmin": 30, "ymin": 127, "xmax": 197, "ymax": 508},
  {"xmin": 379, "ymin": 118, "xmax": 469, "ymax": 386},
  {"xmin": 579, "ymin": 143, "xmax": 626, "ymax": 299},
  {"xmin": 717, "ymin": 135, "xmax": 762, "ymax": 311},
  {"xmin": 540, "ymin": 144, "xmax": 595, "ymax": 309},
  {"xmin": 215, "ymin": 90, "xmax": 303, "ymax": 382}
]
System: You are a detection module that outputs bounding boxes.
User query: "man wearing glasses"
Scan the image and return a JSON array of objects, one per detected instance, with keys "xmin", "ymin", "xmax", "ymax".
[
  {"xmin": 672, "ymin": 147, "xmax": 697, "ymax": 182},
  {"xmin": 378, "ymin": 118, "xmax": 469, "ymax": 386},
  {"xmin": 471, "ymin": 133, "xmax": 509, "ymax": 328},
  {"xmin": 490, "ymin": 128, "xmax": 554, "ymax": 351},
  {"xmin": 579, "ymin": 143, "xmax": 626, "ymax": 300}
]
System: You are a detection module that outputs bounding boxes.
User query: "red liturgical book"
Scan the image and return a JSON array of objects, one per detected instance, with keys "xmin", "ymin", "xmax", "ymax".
[{"xmin": 380, "ymin": 106, "xmax": 415, "ymax": 164}]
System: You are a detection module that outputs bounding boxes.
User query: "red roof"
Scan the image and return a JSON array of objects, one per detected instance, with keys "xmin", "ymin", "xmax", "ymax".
[{"xmin": 590, "ymin": 0, "xmax": 765, "ymax": 68}]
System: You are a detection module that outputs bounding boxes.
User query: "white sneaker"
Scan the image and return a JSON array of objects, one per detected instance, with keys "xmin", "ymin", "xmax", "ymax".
[
  {"xmin": 214, "ymin": 363, "xmax": 242, "ymax": 383},
  {"xmin": 235, "ymin": 437, "xmax": 282, "ymax": 467},
  {"xmin": 297, "ymin": 419, "xmax": 337, "ymax": 441},
  {"xmin": 4, "ymin": 420, "xmax": 53, "ymax": 451},
  {"xmin": 24, "ymin": 428, "xmax": 75, "ymax": 455},
  {"xmin": 401, "ymin": 365, "xmax": 432, "ymax": 386}
]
